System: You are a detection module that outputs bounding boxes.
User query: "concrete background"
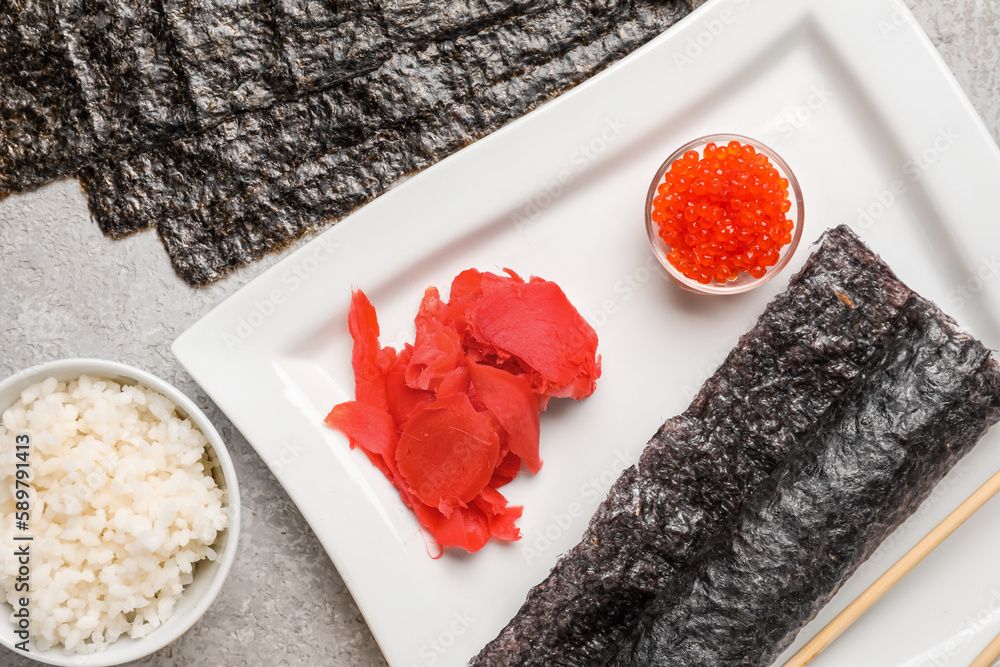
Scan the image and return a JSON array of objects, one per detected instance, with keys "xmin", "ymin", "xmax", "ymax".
[{"xmin": 1, "ymin": 1, "xmax": 998, "ymax": 665}]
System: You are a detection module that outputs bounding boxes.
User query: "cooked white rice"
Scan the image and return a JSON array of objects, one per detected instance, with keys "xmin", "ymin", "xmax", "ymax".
[{"xmin": 0, "ymin": 375, "xmax": 228, "ymax": 654}]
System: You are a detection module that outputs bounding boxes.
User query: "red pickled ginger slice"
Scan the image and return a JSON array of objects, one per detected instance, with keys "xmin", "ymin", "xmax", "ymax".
[
  {"xmin": 435, "ymin": 365, "xmax": 471, "ymax": 399},
  {"xmin": 473, "ymin": 487, "xmax": 523, "ymax": 542},
  {"xmin": 475, "ymin": 273, "xmax": 600, "ymax": 400},
  {"xmin": 449, "ymin": 268, "xmax": 485, "ymax": 301},
  {"xmin": 324, "ymin": 401, "xmax": 398, "ymax": 479},
  {"xmin": 421, "ymin": 504, "xmax": 492, "ymax": 553},
  {"xmin": 490, "ymin": 451, "xmax": 522, "ymax": 488},
  {"xmin": 468, "ymin": 362, "xmax": 542, "ymax": 474},
  {"xmin": 396, "ymin": 392, "xmax": 500, "ymax": 515},
  {"xmin": 348, "ymin": 289, "xmax": 393, "ymax": 411},
  {"xmin": 407, "ymin": 287, "xmax": 465, "ymax": 392},
  {"xmin": 398, "ymin": 484, "xmax": 493, "ymax": 553},
  {"xmin": 385, "ymin": 345, "xmax": 434, "ymax": 427}
]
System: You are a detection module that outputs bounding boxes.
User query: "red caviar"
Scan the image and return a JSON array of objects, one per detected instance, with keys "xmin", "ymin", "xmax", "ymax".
[{"xmin": 650, "ymin": 140, "xmax": 794, "ymax": 284}]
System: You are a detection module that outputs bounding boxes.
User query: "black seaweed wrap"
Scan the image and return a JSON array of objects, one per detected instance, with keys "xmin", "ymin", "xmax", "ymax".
[
  {"xmin": 474, "ymin": 228, "xmax": 925, "ymax": 665},
  {"xmin": 612, "ymin": 298, "xmax": 1000, "ymax": 666}
]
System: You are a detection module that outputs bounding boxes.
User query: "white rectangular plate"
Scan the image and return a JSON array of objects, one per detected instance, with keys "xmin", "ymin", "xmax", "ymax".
[{"xmin": 173, "ymin": 0, "xmax": 1000, "ymax": 664}]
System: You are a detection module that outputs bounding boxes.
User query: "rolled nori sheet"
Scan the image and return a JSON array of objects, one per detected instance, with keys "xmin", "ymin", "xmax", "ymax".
[
  {"xmin": 612, "ymin": 297, "xmax": 1000, "ymax": 666},
  {"xmin": 79, "ymin": 0, "xmax": 689, "ymax": 283},
  {"xmin": 473, "ymin": 227, "xmax": 917, "ymax": 665}
]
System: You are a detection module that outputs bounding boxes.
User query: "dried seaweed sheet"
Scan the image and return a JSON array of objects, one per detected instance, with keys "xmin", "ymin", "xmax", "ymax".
[
  {"xmin": 472, "ymin": 227, "xmax": 920, "ymax": 666},
  {"xmin": 1, "ymin": 0, "xmax": 389, "ymax": 191},
  {"xmin": 613, "ymin": 298, "xmax": 1000, "ymax": 666},
  {"xmin": 0, "ymin": 0, "xmax": 100, "ymax": 192},
  {"xmin": 0, "ymin": 0, "xmax": 565, "ymax": 194},
  {"xmin": 78, "ymin": 0, "xmax": 685, "ymax": 284},
  {"xmin": 277, "ymin": 0, "xmax": 388, "ymax": 90},
  {"xmin": 381, "ymin": 0, "xmax": 546, "ymax": 43},
  {"xmin": 161, "ymin": 0, "xmax": 389, "ymax": 115},
  {"xmin": 2, "ymin": 0, "xmax": 693, "ymax": 284}
]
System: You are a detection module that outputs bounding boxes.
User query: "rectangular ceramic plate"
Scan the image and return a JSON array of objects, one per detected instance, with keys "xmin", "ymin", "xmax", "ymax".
[{"xmin": 173, "ymin": 0, "xmax": 1000, "ymax": 664}]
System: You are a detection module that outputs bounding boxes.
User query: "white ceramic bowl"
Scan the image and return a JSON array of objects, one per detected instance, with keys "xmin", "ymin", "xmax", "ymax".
[{"xmin": 0, "ymin": 359, "xmax": 241, "ymax": 666}]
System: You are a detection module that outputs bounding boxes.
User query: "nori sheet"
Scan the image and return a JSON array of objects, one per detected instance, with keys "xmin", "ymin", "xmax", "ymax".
[
  {"xmin": 85, "ymin": 0, "xmax": 686, "ymax": 283},
  {"xmin": 0, "ymin": 0, "xmax": 100, "ymax": 192},
  {"xmin": 472, "ymin": 226, "xmax": 918, "ymax": 666},
  {"xmin": 381, "ymin": 0, "xmax": 546, "ymax": 43},
  {"xmin": 0, "ymin": 0, "xmax": 390, "ymax": 192},
  {"xmin": 0, "ymin": 0, "xmax": 644, "ymax": 193},
  {"xmin": 1, "ymin": 0, "xmax": 693, "ymax": 285},
  {"xmin": 612, "ymin": 297, "xmax": 1000, "ymax": 666}
]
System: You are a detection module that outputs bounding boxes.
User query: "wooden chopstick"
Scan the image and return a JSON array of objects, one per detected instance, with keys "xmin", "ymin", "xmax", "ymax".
[
  {"xmin": 970, "ymin": 631, "xmax": 1000, "ymax": 667},
  {"xmin": 782, "ymin": 468, "xmax": 1000, "ymax": 667}
]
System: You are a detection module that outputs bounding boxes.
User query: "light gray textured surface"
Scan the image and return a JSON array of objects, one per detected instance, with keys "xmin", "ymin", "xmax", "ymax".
[{"xmin": 0, "ymin": 1, "xmax": 998, "ymax": 665}]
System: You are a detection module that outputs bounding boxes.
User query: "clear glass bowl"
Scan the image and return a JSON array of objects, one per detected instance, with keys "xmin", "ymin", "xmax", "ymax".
[{"xmin": 645, "ymin": 133, "xmax": 804, "ymax": 295}]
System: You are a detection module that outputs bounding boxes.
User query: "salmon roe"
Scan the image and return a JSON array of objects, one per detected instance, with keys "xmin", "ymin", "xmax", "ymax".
[{"xmin": 650, "ymin": 140, "xmax": 794, "ymax": 285}]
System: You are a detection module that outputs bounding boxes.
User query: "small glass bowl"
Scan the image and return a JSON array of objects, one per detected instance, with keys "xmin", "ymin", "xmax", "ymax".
[{"xmin": 645, "ymin": 133, "xmax": 804, "ymax": 295}]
